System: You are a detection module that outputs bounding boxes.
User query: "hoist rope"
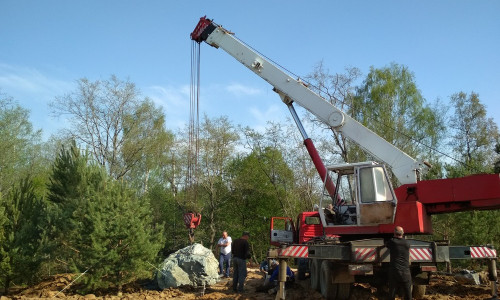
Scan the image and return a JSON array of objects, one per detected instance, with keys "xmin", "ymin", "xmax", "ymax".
[{"xmin": 188, "ymin": 40, "xmax": 201, "ymax": 205}]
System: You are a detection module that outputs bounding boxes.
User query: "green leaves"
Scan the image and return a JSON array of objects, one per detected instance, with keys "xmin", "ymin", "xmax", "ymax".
[
  {"xmin": 44, "ymin": 141, "xmax": 164, "ymax": 293},
  {"xmin": 433, "ymin": 92, "xmax": 500, "ymax": 250},
  {"xmin": 1, "ymin": 66, "xmax": 499, "ymax": 293},
  {"xmin": 353, "ymin": 63, "xmax": 445, "ymax": 166},
  {"xmin": 51, "ymin": 76, "xmax": 174, "ymax": 181},
  {"xmin": 446, "ymin": 92, "xmax": 500, "ymax": 174},
  {"xmin": 0, "ymin": 96, "xmax": 42, "ymax": 196},
  {"xmin": 0, "ymin": 177, "xmax": 45, "ymax": 293},
  {"xmin": 78, "ymin": 183, "xmax": 164, "ymax": 293}
]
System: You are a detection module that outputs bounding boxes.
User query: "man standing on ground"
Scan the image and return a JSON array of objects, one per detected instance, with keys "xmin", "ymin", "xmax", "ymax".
[
  {"xmin": 217, "ymin": 231, "xmax": 232, "ymax": 277},
  {"xmin": 232, "ymin": 231, "xmax": 251, "ymax": 293},
  {"xmin": 386, "ymin": 226, "xmax": 412, "ymax": 300}
]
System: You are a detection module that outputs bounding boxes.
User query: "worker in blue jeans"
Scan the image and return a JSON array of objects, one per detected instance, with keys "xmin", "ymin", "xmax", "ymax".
[
  {"xmin": 217, "ymin": 231, "xmax": 232, "ymax": 277},
  {"xmin": 231, "ymin": 232, "xmax": 251, "ymax": 293}
]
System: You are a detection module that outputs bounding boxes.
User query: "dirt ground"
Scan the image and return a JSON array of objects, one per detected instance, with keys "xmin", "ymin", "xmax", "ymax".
[{"xmin": 2, "ymin": 268, "xmax": 497, "ymax": 300}]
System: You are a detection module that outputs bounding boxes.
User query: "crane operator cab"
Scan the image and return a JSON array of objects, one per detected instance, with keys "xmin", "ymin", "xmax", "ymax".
[{"xmin": 319, "ymin": 161, "xmax": 397, "ymax": 227}]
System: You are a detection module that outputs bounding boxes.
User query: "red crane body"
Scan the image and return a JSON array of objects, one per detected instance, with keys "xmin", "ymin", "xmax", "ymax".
[{"xmin": 190, "ymin": 16, "xmax": 500, "ymax": 299}]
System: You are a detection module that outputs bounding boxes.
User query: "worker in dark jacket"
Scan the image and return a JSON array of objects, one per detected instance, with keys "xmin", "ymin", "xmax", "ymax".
[
  {"xmin": 232, "ymin": 231, "xmax": 251, "ymax": 293},
  {"xmin": 386, "ymin": 226, "xmax": 412, "ymax": 300}
]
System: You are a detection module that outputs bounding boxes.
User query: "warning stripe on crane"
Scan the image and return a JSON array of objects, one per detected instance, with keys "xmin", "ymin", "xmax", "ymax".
[
  {"xmin": 278, "ymin": 245, "xmax": 309, "ymax": 258},
  {"xmin": 183, "ymin": 214, "xmax": 192, "ymax": 226},
  {"xmin": 470, "ymin": 247, "xmax": 497, "ymax": 258},
  {"xmin": 353, "ymin": 247, "xmax": 377, "ymax": 262},
  {"xmin": 353, "ymin": 247, "xmax": 434, "ymax": 262},
  {"xmin": 409, "ymin": 248, "xmax": 433, "ymax": 262}
]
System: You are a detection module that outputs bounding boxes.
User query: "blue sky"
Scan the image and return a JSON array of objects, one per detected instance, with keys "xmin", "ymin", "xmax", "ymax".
[{"xmin": 1, "ymin": 1, "xmax": 499, "ymax": 141}]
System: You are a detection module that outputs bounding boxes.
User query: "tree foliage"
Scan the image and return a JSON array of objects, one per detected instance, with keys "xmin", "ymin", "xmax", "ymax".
[
  {"xmin": 145, "ymin": 180, "xmax": 186, "ymax": 255},
  {"xmin": 225, "ymin": 148, "xmax": 290, "ymax": 260},
  {"xmin": 0, "ymin": 178, "xmax": 45, "ymax": 294},
  {"xmin": 78, "ymin": 181, "xmax": 164, "ymax": 293},
  {"xmin": 45, "ymin": 141, "xmax": 107, "ymax": 273},
  {"xmin": 495, "ymin": 143, "xmax": 500, "ymax": 173},
  {"xmin": 445, "ymin": 92, "xmax": 499, "ymax": 175},
  {"xmin": 45, "ymin": 142, "xmax": 163, "ymax": 292},
  {"xmin": 0, "ymin": 95, "xmax": 43, "ymax": 196},
  {"xmin": 432, "ymin": 92, "xmax": 500, "ymax": 249},
  {"xmin": 306, "ymin": 62, "xmax": 361, "ymax": 163},
  {"xmin": 2, "ymin": 66, "xmax": 500, "ymax": 292},
  {"xmin": 197, "ymin": 116, "xmax": 239, "ymax": 246},
  {"xmin": 50, "ymin": 76, "xmax": 173, "ymax": 180},
  {"xmin": 352, "ymin": 63, "xmax": 446, "ymax": 172}
]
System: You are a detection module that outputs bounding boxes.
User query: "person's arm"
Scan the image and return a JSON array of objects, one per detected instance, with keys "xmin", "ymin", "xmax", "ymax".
[
  {"xmin": 260, "ymin": 261, "xmax": 267, "ymax": 272},
  {"xmin": 244, "ymin": 241, "xmax": 251, "ymax": 259},
  {"xmin": 218, "ymin": 238, "xmax": 230, "ymax": 247},
  {"xmin": 269, "ymin": 267, "xmax": 279, "ymax": 282}
]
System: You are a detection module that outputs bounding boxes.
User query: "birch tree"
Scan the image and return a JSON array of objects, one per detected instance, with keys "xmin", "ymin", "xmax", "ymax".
[{"xmin": 51, "ymin": 76, "xmax": 173, "ymax": 180}]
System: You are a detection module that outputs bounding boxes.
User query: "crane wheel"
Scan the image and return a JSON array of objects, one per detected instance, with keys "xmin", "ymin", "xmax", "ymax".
[
  {"xmin": 310, "ymin": 259, "xmax": 321, "ymax": 291},
  {"xmin": 336, "ymin": 283, "xmax": 351, "ymax": 300},
  {"xmin": 412, "ymin": 284, "xmax": 426, "ymax": 299},
  {"xmin": 320, "ymin": 260, "xmax": 336, "ymax": 299}
]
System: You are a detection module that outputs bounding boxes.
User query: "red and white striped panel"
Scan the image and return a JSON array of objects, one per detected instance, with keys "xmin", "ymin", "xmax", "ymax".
[
  {"xmin": 410, "ymin": 248, "xmax": 433, "ymax": 262},
  {"xmin": 183, "ymin": 214, "xmax": 192, "ymax": 227},
  {"xmin": 279, "ymin": 245, "xmax": 308, "ymax": 258},
  {"xmin": 471, "ymin": 247, "xmax": 497, "ymax": 258},
  {"xmin": 353, "ymin": 247, "xmax": 377, "ymax": 262}
]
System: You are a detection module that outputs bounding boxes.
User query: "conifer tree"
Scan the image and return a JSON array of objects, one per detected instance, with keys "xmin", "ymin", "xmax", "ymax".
[
  {"xmin": 78, "ymin": 182, "xmax": 164, "ymax": 293},
  {"xmin": 0, "ymin": 195, "xmax": 8, "ymax": 293},
  {"xmin": 0, "ymin": 178, "xmax": 44, "ymax": 294},
  {"xmin": 46, "ymin": 141, "xmax": 164, "ymax": 293},
  {"xmin": 45, "ymin": 141, "xmax": 103, "ymax": 273}
]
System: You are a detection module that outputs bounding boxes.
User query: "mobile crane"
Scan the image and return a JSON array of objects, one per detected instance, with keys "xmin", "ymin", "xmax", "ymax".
[{"xmin": 191, "ymin": 16, "xmax": 500, "ymax": 299}]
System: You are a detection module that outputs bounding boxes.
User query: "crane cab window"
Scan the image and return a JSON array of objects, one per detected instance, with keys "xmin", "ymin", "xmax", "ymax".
[
  {"xmin": 358, "ymin": 166, "xmax": 394, "ymax": 203},
  {"xmin": 305, "ymin": 216, "xmax": 321, "ymax": 225}
]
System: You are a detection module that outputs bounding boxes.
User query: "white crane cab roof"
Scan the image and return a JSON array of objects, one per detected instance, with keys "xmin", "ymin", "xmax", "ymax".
[
  {"xmin": 320, "ymin": 161, "xmax": 397, "ymax": 226},
  {"xmin": 326, "ymin": 161, "xmax": 380, "ymax": 175}
]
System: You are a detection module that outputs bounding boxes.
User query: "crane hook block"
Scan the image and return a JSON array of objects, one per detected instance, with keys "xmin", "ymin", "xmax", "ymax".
[
  {"xmin": 184, "ymin": 212, "xmax": 202, "ymax": 229},
  {"xmin": 191, "ymin": 16, "xmax": 217, "ymax": 43}
]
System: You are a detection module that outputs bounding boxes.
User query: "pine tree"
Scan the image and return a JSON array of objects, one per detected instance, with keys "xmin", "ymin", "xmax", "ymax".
[
  {"xmin": 45, "ymin": 141, "xmax": 164, "ymax": 293},
  {"xmin": 0, "ymin": 194, "xmax": 9, "ymax": 293},
  {"xmin": 0, "ymin": 178, "xmax": 44, "ymax": 294},
  {"xmin": 78, "ymin": 181, "xmax": 164, "ymax": 294},
  {"xmin": 45, "ymin": 141, "xmax": 104, "ymax": 273}
]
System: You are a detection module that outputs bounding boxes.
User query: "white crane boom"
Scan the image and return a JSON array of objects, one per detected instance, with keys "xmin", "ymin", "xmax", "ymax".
[{"xmin": 191, "ymin": 18, "xmax": 426, "ymax": 184}]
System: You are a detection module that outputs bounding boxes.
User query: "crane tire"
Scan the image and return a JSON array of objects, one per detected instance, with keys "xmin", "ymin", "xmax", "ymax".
[
  {"xmin": 297, "ymin": 258, "xmax": 307, "ymax": 280},
  {"xmin": 310, "ymin": 259, "xmax": 322, "ymax": 291},
  {"xmin": 336, "ymin": 283, "xmax": 351, "ymax": 300},
  {"xmin": 320, "ymin": 260, "xmax": 336, "ymax": 300},
  {"xmin": 412, "ymin": 284, "xmax": 426, "ymax": 299}
]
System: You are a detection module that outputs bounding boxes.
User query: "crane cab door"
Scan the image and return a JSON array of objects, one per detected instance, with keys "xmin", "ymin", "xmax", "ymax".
[
  {"xmin": 270, "ymin": 217, "xmax": 295, "ymax": 247},
  {"xmin": 321, "ymin": 162, "xmax": 397, "ymax": 227},
  {"xmin": 356, "ymin": 164, "xmax": 396, "ymax": 225}
]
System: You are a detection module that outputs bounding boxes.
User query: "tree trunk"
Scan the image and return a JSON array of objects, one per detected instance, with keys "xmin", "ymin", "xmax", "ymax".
[
  {"xmin": 4, "ymin": 276, "xmax": 11, "ymax": 295},
  {"xmin": 143, "ymin": 168, "xmax": 150, "ymax": 194}
]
